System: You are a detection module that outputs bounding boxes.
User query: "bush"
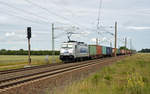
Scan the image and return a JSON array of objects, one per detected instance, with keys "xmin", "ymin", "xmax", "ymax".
[{"xmin": 0, "ymin": 49, "xmax": 60, "ymax": 55}]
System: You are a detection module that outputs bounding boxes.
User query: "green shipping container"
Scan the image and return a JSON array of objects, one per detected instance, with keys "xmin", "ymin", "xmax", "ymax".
[
  {"xmin": 88, "ymin": 45, "xmax": 97, "ymax": 55},
  {"xmin": 117, "ymin": 49, "xmax": 120, "ymax": 54},
  {"xmin": 102, "ymin": 46, "xmax": 107, "ymax": 55}
]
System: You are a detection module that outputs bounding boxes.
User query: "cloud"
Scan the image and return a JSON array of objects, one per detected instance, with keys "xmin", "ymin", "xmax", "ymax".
[
  {"xmin": 5, "ymin": 32, "xmax": 15, "ymax": 37},
  {"xmin": 91, "ymin": 38, "xmax": 96, "ymax": 42},
  {"xmin": 137, "ymin": 9, "xmax": 150, "ymax": 15},
  {"xmin": 0, "ymin": 0, "xmax": 150, "ymax": 50},
  {"xmin": 127, "ymin": 26, "xmax": 150, "ymax": 30},
  {"xmin": 91, "ymin": 37, "xmax": 111, "ymax": 43}
]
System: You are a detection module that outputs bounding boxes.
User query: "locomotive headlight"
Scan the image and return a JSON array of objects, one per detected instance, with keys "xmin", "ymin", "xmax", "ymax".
[
  {"xmin": 60, "ymin": 49, "xmax": 65, "ymax": 53},
  {"xmin": 60, "ymin": 48, "xmax": 73, "ymax": 55}
]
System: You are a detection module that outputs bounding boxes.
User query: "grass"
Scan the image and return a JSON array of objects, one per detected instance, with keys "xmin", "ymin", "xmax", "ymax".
[
  {"xmin": 0, "ymin": 55, "xmax": 61, "ymax": 71},
  {"xmin": 53, "ymin": 53, "xmax": 150, "ymax": 94}
]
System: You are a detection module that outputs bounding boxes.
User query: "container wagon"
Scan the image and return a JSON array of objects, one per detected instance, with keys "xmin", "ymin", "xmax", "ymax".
[
  {"xmin": 88, "ymin": 45, "xmax": 103, "ymax": 59},
  {"xmin": 102, "ymin": 46, "xmax": 107, "ymax": 56},
  {"xmin": 106, "ymin": 47, "xmax": 112, "ymax": 56},
  {"xmin": 120, "ymin": 49, "xmax": 125, "ymax": 55},
  {"xmin": 60, "ymin": 41, "xmax": 133, "ymax": 63},
  {"xmin": 88, "ymin": 45, "xmax": 97, "ymax": 59},
  {"xmin": 96, "ymin": 45, "xmax": 103, "ymax": 58},
  {"xmin": 117, "ymin": 49, "xmax": 120, "ymax": 55}
]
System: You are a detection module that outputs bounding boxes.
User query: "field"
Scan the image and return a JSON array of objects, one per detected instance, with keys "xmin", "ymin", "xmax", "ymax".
[
  {"xmin": 53, "ymin": 54, "xmax": 150, "ymax": 94},
  {"xmin": 0, "ymin": 55, "xmax": 61, "ymax": 71}
]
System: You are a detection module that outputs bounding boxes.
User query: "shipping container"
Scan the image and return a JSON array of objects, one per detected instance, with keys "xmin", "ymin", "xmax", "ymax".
[
  {"xmin": 112, "ymin": 48, "xmax": 115, "ymax": 54},
  {"xmin": 102, "ymin": 46, "xmax": 107, "ymax": 55},
  {"xmin": 124, "ymin": 49, "xmax": 126, "ymax": 54},
  {"xmin": 117, "ymin": 49, "xmax": 120, "ymax": 55},
  {"xmin": 127, "ymin": 50, "xmax": 130, "ymax": 54},
  {"xmin": 113, "ymin": 48, "xmax": 120, "ymax": 54},
  {"xmin": 106, "ymin": 47, "xmax": 112, "ymax": 55},
  {"xmin": 88, "ymin": 45, "xmax": 97, "ymax": 56},
  {"xmin": 129, "ymin": 50, "xmax": 131, "ymax": 54},
  {"xmin": 120, "ymin": 49, "xmax": 125, "ymax": 55},
  {"xmin": 96, "ymin": 45, "xmax": 102, "ymax": 55}
]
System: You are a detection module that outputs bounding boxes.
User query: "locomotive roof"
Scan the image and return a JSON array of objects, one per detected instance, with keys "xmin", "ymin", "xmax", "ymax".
[{"xmin": 63, "ymin": 41, "xmax": 85, "ymax": 44}]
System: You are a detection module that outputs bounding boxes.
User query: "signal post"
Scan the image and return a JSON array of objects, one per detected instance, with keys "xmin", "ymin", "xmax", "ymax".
[{"xmin": 27, "ymin": 27, "xmax": 32, "ymax": 65}]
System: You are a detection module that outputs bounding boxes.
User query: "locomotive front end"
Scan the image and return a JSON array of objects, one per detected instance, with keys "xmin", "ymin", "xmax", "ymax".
[{"xmin": 60, "ymin": 42, "xmax": 76, "ymax": 61}]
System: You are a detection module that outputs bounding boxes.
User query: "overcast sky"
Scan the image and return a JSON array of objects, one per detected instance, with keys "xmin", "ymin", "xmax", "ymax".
[{"xmin": 0, "ymin": 0, "xmax": 149, "ymax": 51}]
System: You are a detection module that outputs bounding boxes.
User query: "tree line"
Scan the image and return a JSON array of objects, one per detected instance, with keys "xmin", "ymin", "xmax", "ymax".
[
  {"xmin": 139, "ymin": 48, "xmax": 150, "ymax": 53},
  {"xmin": 0, "ymin": 49, "xmax": 60, "ymax": 55},
  {"xmin": 119, "ymin": 46, "xmax": 129, "ymax": 50}
]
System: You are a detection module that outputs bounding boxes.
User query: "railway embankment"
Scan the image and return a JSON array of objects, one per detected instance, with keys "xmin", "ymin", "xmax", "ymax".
[
  {"xmin": 53, "ymin": 54, "xmax": 150, "ymax": 94},
  {"xmin": 0, "ymin": 56, "xmax": 126, "ymax": 94}
]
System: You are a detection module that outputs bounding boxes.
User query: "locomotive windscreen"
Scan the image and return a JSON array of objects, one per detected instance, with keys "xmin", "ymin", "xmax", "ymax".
[{"xmin": 61, "ymin": 44, "xmax": 73, "ymax": 49}]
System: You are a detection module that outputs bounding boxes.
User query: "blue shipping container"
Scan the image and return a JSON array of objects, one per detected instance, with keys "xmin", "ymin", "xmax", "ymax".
[{"xmin": 106, "ymin": 47, "xmax": 112, "ymax": 55}]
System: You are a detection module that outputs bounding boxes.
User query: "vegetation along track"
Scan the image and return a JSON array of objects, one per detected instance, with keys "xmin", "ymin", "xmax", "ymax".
[{"xmin": 0, "ymin": 56, "xmax": 125, "ymax": 91}]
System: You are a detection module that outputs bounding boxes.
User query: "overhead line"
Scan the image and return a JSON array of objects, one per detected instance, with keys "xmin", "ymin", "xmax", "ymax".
[
  {"xmin": 0, "ymin": 1, "xmax": 50, "ymax": 24},
  {"xmin": 50, "ymin": 0, "xmax": 76, "ymax": 17},
  {"xmin": 0, "ymin": 10, "xmax": 48, "ymax": 25},
  {"xmin": 24, "ymin": 0, "xmax": 74, "ymax": 23},
  {"xmin": 97, "ymin": 0, "xmax": 103, "ymax": 29},
  {"xmin": 24, "ymin": 0, "xmax": 90, "ymax": 29}
]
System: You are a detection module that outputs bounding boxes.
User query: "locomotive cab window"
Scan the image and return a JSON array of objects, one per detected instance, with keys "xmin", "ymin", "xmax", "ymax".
[
  {"xmin": 68, "ymin": 44, "xmax": 73, "ymax": 48},
  {"xmin": 61, "ymin": 44, "xmax": 68, "ymax": 48},
  {"xmin": 61, "ymin": 44, "xmax": 73, "ymax": 49}
]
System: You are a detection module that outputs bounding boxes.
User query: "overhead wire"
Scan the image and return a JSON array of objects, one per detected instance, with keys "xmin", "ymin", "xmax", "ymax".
[
  {"xmin": 50, "ymin": 0, "xmax": 76, "ymax": 17},
  {"xmin": 0, "ymin": 10, "xmax": 47, "ymax": 25},
  {"xmin": 24, "ymin": 0, "xmax": 74, "ymax": 24},
  {"xmin": 97, "ymin": 0, "xmax": 103, "ymax": 29},
  {"xmin": 1, "ymin": 0, "xmax": 116, "ymax": 42},
  {"xmin": 0, "ymin": 1, "xmax": 51, "ymax": 25},
  {"xmin": 96, "ymin": 0, "xmax": 119, "ymax": 41},
  {"xmin": 49, "ymin": 0, "xmax": 101, "ymax": 34},
  {"xmin": 24, "ymin": 0, "xmax": 91, "ymax": 30},
  {"xmin": 24, "ymin": 0, "xmax": 96, "ymax": 41}
]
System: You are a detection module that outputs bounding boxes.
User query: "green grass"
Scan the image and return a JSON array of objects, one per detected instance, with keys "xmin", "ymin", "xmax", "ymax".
[
  {"xmin": 0, "ymin": 55, "xmax": 61, "ymax": 71},
  {"xmin": 53, "ymin": 54, "xmax": 150, "ymax": 94}
]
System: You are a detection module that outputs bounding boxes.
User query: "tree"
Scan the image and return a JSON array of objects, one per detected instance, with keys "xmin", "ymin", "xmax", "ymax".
[{"xmin": 119, "ymin": 46, "xmax": 128, "ymax": 50}]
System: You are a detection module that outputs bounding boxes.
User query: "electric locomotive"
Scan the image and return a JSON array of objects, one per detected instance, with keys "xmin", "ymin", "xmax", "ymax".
[{"xmin": 60, "ymin": 41, "xmax": 89, "ymax": 62}]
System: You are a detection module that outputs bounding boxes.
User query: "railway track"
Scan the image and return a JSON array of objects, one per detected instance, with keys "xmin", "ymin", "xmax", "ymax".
[
  {"xmin": 0, "ymin": 63, "xmax": 63, "ymax": 75},
  {"xmin": 0, "ymin": 56, "xmax": 125, "ymax": 91}
]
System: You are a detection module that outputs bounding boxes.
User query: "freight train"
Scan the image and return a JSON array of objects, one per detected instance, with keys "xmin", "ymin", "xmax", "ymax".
[{"xmin": 60, "ymin": 41, "xmax": 132, "ymax": 62}]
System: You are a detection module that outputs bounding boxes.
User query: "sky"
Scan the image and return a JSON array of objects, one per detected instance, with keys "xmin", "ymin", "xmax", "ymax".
[{"xmin": 0, "ymin": 0, "xmax": 150, "ymax": 51}]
